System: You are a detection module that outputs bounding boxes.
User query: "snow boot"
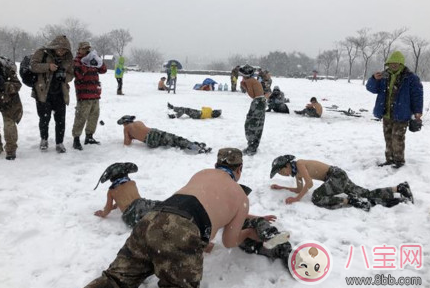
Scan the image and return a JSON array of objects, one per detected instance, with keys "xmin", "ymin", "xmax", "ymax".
[
  {"xmin": 40, "ymin": 139, "xmax": 48, "ymax": 151},
  {"xmin": 348, "ymin": 195, "xmax": 371, "ymax": 211},
  {"xmin": 85, "ymin": 134, "xmax": 100, "ymax": 145},
  {"xmin": 6, "ymin": 152, "xmax": 16, "ymax": 160},
  {"xmin": 397, "ymin": 182, "xmax": 414, "ymax": 203},
  {"xmin": 73, "ymin": 137, "xmax": 83, "ymax": 150},
  {"xmin": 167, "ymin": 102, "xmax": 174, "ymax": 109},
  {"xmin": 168, "ymin": 114, "xmax": 176, "ymax": 119},
  {"xmin": 117, "ymin": 89, "xmax": 124, "ymax": 95},
  {"xmin": 378, "ymin": 160, "xmax": 394, "ymax": 167},
  {"xmin": 56, "ymin": 143, "xmax": 66, "ymax": 153}
]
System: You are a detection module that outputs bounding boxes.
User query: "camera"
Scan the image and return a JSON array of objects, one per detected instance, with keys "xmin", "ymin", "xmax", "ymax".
[
  {"xmin": 55, "ymin": 67, "xmax": 66, "ymax": 82},
  {"xmin": 381, "ymin": 70, "xmax": 390, "ymax": 79}
]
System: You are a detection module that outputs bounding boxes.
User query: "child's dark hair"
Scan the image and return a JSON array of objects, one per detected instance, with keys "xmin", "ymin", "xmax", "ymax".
[{"xmin": 310, "ymin": 97, "xmax": 317, "ymax": 102}]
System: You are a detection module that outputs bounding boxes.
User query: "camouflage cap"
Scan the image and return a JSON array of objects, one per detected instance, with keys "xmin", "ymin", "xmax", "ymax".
[
  {"xmin": 94, "ymin": 162, "xmax": 138, "ymax": 190},
  {"xmin": 117, "ymin": 115, "xmax": 136, "ymax": 125},
  {"xmin": 270, "ymin": 155, "xmax": 296, "ymax": 178},
  {"xmin": 217, "ymin": 148, "xmax": 243, "ymax": 166},
  {"xmin": 78, "ymin": 41, "xmax": 91, "ymax": 49}
]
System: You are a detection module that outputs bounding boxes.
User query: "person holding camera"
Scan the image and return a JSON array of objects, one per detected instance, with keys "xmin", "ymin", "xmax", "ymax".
[
  {"xmin": 71, "ymin": 42, "xmax": 107, "ymax": 150},
  {"xmin": 366, "ymin": 51, "xmax": 423, "ymax": 169},
  {"xmin": 30, "ymin": 35, "xmax": 74, "ymax": 153}
]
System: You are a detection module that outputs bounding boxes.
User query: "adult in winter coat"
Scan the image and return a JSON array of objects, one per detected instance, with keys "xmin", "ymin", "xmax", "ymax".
[
  {"xmin": 0, "ymin": 56, "xmax": 22, "ymax": 160},
  {"xmin": 366, "ymin": 51, "xmax": 423, "ymax": 168},
  {"xmin": 266, "ymin": 86, "xmax": 289, "ymax": 113},
  {"xmin": 114, "ymin": 56, "xmax": 125, "ymax": 95},
  {"xmin": 30, "ymin": 35, "xmax": 74, "ymax": 153},
  {"xmin": 231, "ymin": 65, "xmax": 240, "ymax": 92},
  {"xmin": 71, "ymin": 42, "xmax": 107, "ymax": 150}
]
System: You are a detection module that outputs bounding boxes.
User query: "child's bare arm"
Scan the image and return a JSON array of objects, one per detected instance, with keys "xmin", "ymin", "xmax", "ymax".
[
  {"xmin": 286, "ymin": 164, "xmax": 313, "ymax": 204},
  {"xmin": 123, "ymin": 127, "xmax": 132, "ymax": 145},
  {"xmin": 271, "ymin": 180, "xmax": 302, "ymax": 193},
  {"xmin": 94, "ymin": 191, "xmax": 115, "ymax": 218}
]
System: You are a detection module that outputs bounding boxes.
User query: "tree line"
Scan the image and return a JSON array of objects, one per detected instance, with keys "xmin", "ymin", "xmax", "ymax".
[{"xmin": 1, "ymin": 19, "xmax": 429, "ymax": 81}]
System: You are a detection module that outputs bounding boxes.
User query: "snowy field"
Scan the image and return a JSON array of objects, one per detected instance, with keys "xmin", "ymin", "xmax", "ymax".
[{"xmin": 1, "ymin": 70, "xmax": 429, "ymax": 288}]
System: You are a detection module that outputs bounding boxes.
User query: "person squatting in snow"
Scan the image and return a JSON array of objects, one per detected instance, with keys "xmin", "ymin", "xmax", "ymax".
[
  {"xmin": 84, "ymin": 148, "xmax": 290, "ymax": 288},
  {"xmin": 269, "ymin": 155, "xmax": 414, "ymax": 212},
  {"xmin": 117, "ymin": 115, "xmax": 212, "ymax": 154}
]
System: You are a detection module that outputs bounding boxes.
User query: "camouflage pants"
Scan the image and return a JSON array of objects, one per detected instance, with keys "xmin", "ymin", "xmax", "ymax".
[
  {"xmin": 245, "ymin": 97, "xmax": 266, "ymax": 151},
  {"xmin": 144, "ymin": 128, "xmax": 202, "ymax": 151},
  {"xmin": 239, "ymin": 217, "xmax": 292, "ymax": 268},
  {"xmin": 173, "ymin": 107, "xmax": 202, "ymax": 119},
  {"xmin": 84, "ymin": 211, "xmax": 208, "ymax": 288},
  {"xmin": 1, "ymin": 112, "xmax": 18, "ymax": 154},
  {"xmin": 312, "ymin": 166, "xmax": 394, "ymax": 209},
  {"xmin": 298, "ymin": 108, "xmax": 320, "ymax": 117},
  {"xmin": 383, "ymin": 118, "xmax": 408, "ymax": 164},
  {"xmin": 122, "ymin": 198, "xmax": 162, "ymax": 228},
  {"xmin": 72, "ymin": 99, "xmax": 100, "ymax": 137}
]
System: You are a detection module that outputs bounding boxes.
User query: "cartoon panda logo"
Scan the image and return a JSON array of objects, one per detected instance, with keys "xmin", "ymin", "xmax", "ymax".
[{"xmin": 288, "ymin": 241, "xmax": 332, "ymax": 284}]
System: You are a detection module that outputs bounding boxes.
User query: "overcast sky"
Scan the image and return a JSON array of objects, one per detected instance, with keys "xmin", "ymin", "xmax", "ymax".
[{"xmin": 1, "ymin": 0, "xmax": 430, "ymax": 61}]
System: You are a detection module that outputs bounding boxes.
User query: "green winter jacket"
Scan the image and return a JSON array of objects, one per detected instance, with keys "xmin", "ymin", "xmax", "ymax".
[{"xmin": 115, "ymin": 56, "xmax": 125, "ymax": 79}]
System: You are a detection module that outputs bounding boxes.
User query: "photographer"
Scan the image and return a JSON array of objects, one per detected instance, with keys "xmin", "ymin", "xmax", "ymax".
[
  {"xmin": 366, "ymin": 51, "xmax": 423, "ymax": 168},
  {"xmin": 71, "ymin": 42, "xmax": 107, "ymax": 150},
  {"xmin": 30, "ymin": 35, "xmax": 74, "ymax": 153}
]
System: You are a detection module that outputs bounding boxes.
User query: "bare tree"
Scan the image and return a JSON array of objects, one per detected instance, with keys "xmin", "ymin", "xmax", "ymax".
[
  {"xmin": 341, "ymin": 36, "xmax": 360, "ymax": 83},
  {"xmin": 0, "ymin": 27, "xmax": 29, "ymax": 62},
  {"xmin": 355, "ymin": 28, "xmax": 384, "ymax": 85},
  {"xmin": 40, "ymin": 18, "xmax": 92, "ymax": 53},
  {"xmin": 402, "ymin": 35, "xmax": 429, "ymax": 74},
  {"xmin": 227, "ymin": 54, "xmax": 248, "ymax": 67},
  {"xmin": 109, "ymin": 29, "xmax": 133, "ymax": 56},
  {"xmin": 317, "ymin": 50, "xmax": 336, "ymax": 77},
  {"xmin": 379, "ymin": 27, "xmax": 408, "ymax": 63},
  {"xmin": 206, "ymin": 61, "xmax": 228, "ymax": 71},
  {"xmin": 92, "ymin": 33, "xmax": 114, "ymax": 59},
  {"xmin": 131, "ymin": 48, "xmax": 163, "ymax": 71},
  {"xmin": 333, "ymin": 43, "xmax": 343, "ymax": 78}
]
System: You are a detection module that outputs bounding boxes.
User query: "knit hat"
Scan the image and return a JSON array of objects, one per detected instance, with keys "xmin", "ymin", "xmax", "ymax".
[
  {"xmin": 217, "ymin": 148, "xmax": 243, "ymax": 166},
  {"xmin": 385, "ymin": 51, "xmax": 405, "ymax": 66},
  {"xmin": 78, "ymin": 41, "xmax": 91, "ymax": 49}
]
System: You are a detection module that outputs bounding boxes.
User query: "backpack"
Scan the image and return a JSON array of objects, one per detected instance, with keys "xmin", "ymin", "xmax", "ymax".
[{"xmin": 19, "ymin": 53, "xmax": 47, "ymax": 87}]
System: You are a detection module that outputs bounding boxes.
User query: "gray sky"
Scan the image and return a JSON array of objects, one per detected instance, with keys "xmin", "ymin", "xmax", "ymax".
[{"xmin": 2, "ymin": 0, "xmax": 430, "ymax": 61}]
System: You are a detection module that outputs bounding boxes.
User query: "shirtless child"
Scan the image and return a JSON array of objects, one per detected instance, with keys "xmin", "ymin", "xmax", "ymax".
[
  {"xmin": 93, "ymin": 162, "xmax": 161, "ymax": 227},
  {"xmin": 269, "ymin": 155, "xmax": 414, "ymax": 211},
  {"xmin": 294, "ymin": 97, "xmax": 323, "ymax": 117},
  {"xmin": 239, "ymin": 64, "xmax": 266, "ymax": 156},
  {"xmin": 117, "ymin": 115, "xmax": 211, "ymax": 153}
]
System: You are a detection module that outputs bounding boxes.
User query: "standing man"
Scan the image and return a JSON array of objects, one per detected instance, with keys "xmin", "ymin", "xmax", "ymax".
[
  {"xmin": 0, "ymin": 56, "xmax": 22, "ymax": 160},
  {"xmin": 71, "ymin": 42, "xmax": 107, "ymax": 150},
  {"xmin": 114, "ymin": 56, "xmax": 125, "ymax": 95},
  {"xmin": 240, "ymin": 64, "xmax": 266, "ymax": 156},
  {"xmin": 231, "ymin": 65, "xmax": 240, "ymax": 92},
  {"xmin": 366, "ymin": 51, "xmax": 423, "ymax": 169},
  {"xmin": 83, "ymin": 148, "xmax": 261, "ymax": 288},
  {"xmin": 30, "ymin": 35, "xmax": 74, "ymax": 153}
]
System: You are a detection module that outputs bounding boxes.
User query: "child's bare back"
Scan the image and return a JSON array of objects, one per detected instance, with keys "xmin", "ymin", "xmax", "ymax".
[{"xmin": 297, "ymin": 160, "xmax": 330, "ymax": 181}]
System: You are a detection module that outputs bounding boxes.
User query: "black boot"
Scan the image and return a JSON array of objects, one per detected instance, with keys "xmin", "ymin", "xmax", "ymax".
[
  {"xmin": 348, "ymin": 195, "xmax": 371, "ymax": 212},
  {"xmin": 397, "ymin": 182, "xmax": 414, "ymax": 203},
  {"xmin": 85, "ymin": 134, "xmax": 100, "ymax": 145},
  {"xmin": 73, "ymin": 137, "xmax": 83, "ymax": 150}
]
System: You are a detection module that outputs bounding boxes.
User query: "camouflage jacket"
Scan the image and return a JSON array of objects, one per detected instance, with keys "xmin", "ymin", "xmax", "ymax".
[
  {"xmin": 0, "ymin": 56, "xmax": 23, "ymax": 123},
  {"xmin": 30, "ymin": 35, "xmax": 74, "ymax": 105}
]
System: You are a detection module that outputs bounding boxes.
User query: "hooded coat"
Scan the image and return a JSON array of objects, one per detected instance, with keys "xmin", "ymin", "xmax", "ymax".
[
  {"xmin": 115, "ymin": 56, "xmax": 125, "ymax": 78},
  {"xmin": 30, "ymin": 35, "xmax": 74, "ymax": 105},
  {"xmin": 366, "ymin": 51, "xmax": 423, "ymax": 121},
  {"xmin": 0, "ymin": 57, "xmax": 22, "ymax": 123}
]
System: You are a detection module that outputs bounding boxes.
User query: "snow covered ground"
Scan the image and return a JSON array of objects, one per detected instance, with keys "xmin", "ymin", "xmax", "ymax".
[{"xmin": 1, "ymin": 70, "xmax": 429, "ymax": 288}]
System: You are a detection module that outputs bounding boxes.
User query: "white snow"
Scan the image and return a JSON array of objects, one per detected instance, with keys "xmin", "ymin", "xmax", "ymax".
[{"xmin": 1, "ymin": 71, "xmax": 429, "ymax": 287}]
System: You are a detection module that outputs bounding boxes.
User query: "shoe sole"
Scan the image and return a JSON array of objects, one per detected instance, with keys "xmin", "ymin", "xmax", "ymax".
[{"xmin": 263, "ymin": 232, "xmax": 291, "ymax": 249}]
